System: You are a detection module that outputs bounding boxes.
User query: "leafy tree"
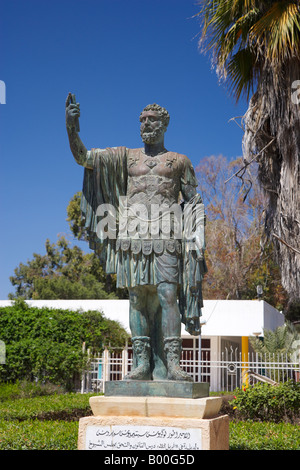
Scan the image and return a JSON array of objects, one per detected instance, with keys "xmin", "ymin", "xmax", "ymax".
[
  {"xmin": 196, "ymin": 155, "xmax": 287, "ymax": 311},
  {"xmin": 195, "ymin": 1, "xmax": 300, "ymax": 314},
  {"xmin": 9, "ymin": 236, "xmax": 118, "ymax": 300},
  {"xmin": 66, "ymin": 191, "xmax": 87, "ymax": 241}
]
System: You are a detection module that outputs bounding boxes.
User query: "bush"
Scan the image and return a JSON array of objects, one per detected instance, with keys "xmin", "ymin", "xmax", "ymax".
[
  {"xmin": 230, "ymin": 381, "xmax": 300, "ymax": 422},
  {"xmin": 0, "ymin": 302, "xmax": 129, "ymax": 389}
]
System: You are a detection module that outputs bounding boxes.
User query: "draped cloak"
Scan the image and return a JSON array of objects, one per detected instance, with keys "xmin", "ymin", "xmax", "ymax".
[{"xmin": 80, "ymin": 147, "xmax": 207, "ymax": 336}]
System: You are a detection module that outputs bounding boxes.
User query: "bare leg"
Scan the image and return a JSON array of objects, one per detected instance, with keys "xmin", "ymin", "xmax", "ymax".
[
  {"xmin": 157, "ymin": 282, "xmax": 192, "ymax": 382},
  {"xmin": 147, "ymin": 286, "xmax": 167, "ymax": 380},
  {"xmin": 156, "ymin": 282, "xmax": 181, "ymax": 337},
  {"xmin": 129, "ymin": 286, "xmax": 149, "ymax": 337}
]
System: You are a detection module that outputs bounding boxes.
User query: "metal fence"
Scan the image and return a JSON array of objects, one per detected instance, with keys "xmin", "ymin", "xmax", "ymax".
[
  {"xmin": 81, "ymin": 346, "xmax": 300, "ymax": 393},
  {"xmin": 204, "ymin": 351, "xmax": 300, "ymax": 392}
]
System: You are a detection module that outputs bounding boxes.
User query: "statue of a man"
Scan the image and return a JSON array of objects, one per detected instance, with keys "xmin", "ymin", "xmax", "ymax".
[{"xmin": 66, "ymin": 96, "xmax": 207, "ymax": 382}]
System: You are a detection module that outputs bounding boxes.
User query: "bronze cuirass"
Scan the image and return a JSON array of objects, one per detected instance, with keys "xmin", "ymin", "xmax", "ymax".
[
  {"xmin": 127, "ymin": 149, "xmax": 181, "ymax": 207},
  {"xmin": 122, "ymin": 149, "xmax": 183, "ymax": 240}
]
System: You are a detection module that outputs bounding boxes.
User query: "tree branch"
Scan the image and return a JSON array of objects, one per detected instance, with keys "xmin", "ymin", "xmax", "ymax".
[
  {"xmin": 228, "ymin": 116, "xmax": 245, "ymax": 131},
  {"xmin": 272, "ymin": 233, "xmax": 300, "ymax": 256},
  {"xmin": 225, "ymin": 138, "xmax": 276, "ymax": 184}
]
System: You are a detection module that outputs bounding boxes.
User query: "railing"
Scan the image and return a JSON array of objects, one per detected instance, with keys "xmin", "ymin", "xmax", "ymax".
[
  {"xmin": 82, "ymin": 347, "xmax": 300, "ymax": 393},
  {"xmin": 206, "ymin": 350, "xmax": 300, "ymax": 392}
]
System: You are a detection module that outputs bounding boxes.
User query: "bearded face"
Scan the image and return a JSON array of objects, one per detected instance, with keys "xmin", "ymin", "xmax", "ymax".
[
  {"xmin": 140, "ymin": 110, "xmax": 166, "ymax": 145},
  {"xmin": 140, "ymin": 122, "xmax": 165, "ymax": 144}
]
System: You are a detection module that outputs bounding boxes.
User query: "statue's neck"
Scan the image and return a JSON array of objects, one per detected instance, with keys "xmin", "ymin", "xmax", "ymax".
[{"xmin": 143, "ymin": 140, "xmax": 166, "ymax": 156}]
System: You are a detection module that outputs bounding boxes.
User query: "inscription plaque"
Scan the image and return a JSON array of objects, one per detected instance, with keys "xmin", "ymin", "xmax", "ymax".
[{"xmin": 85, "ymin": 425, "xmax": 202, "ymax": 450}]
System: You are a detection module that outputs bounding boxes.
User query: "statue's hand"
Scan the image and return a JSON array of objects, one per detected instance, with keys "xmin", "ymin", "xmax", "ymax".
[
  {"xmin": 194, "ymin": 234, "xmax": 204, "ymax": 261},
  {"xmin": 65, "ymin": 95, "xmax": 80, "ymax": 131}
]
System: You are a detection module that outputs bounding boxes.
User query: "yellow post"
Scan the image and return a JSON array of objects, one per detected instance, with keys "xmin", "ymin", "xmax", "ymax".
[{"xmin": 241, "ymin": 336, "xmax": 249, "ymax": 388}]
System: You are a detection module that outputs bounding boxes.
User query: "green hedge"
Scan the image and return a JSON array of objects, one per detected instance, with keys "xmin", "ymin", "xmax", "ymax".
[{"xmin": 0, "ymin": 302, "xmax": 128, "ymax": 389}]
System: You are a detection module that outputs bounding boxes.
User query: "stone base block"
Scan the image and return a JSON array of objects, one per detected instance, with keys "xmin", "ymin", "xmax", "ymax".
[{"xmin": 78, "ymin": 414, "xmax": 229, "ymax": 451}]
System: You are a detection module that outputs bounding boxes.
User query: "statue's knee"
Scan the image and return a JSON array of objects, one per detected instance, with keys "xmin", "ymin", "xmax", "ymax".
[
  {"xmin": 129, "ymin": 288, "xmax": 146, "ymax": 310},
  {"xmin": 157, "ymin": 283, "xmax": 177, "ymax": 308}
]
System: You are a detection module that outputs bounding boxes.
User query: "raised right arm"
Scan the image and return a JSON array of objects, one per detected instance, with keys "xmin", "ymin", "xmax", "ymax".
[{"xmin": 65, "ymin": 95, "xmax": 93, "ymax": 169}]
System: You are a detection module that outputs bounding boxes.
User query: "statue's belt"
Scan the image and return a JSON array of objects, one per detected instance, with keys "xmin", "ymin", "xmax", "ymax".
[{"xmin": 116, "ymin": 238, "xmax": 182, "ymax": 255}]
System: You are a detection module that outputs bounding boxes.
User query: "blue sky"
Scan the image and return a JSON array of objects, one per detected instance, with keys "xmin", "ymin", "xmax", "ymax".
[{"xmin": 0, "ymin": 0, "xmax": 247, "ymax": 299}]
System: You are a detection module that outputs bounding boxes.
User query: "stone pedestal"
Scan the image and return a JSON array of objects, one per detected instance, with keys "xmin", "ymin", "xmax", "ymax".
[{"xmin": 78, "ymin": 394, "xmax": 229, "ymax": 451}]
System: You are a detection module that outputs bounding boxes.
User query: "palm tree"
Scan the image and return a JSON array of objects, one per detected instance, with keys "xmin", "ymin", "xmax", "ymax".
[
  {"xmin": 195, "ymin": 1, "xmax": 300, "ymax": 317},
  {"xmin": 250, "ymin": 323, "xmax": 299, "ymax": 356}
]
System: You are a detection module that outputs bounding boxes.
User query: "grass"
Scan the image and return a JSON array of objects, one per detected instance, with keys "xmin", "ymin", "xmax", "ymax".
[
  {"xmin": 0, "ymin": 388, "xmax": 93, "ymax": 450},
  {"xmin": 0, "ymin": 419, "xmax": 79, "ymax": 450},
  {"xmin": 229, "ymin": 420, "xmax": 300, "ymax": 450},
  {"xmin": 0, "ymin": 385, "xmax": 299, "ymax": 450}
]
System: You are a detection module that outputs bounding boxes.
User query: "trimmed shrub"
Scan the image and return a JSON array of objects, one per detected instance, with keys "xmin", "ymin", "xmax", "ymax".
[
  {"xmin": 0, "ymin": 303, "xmax": 128, "ymax": 389},
  {"xmin": 230, "ymin": 381, "xmax": 300, "ymax": 422}
]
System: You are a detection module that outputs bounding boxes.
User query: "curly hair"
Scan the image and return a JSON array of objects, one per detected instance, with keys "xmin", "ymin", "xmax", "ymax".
[{"xmin": 140, "ymin": 103, "xmax": 170, "ymax": 128}]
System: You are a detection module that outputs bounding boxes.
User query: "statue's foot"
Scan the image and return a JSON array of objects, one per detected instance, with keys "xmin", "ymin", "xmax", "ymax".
[
  {"xmin": 167, "ymin": 366, "xmax": 193, "ymax": 382},
  {"xmin": 123, "ymin": 365, "xmax": 151, "ymax": 381},
  {"xmin": 123, "ymin": 335, "xmax": 151, "ymax": 380},
  {"xmin": 164, "ymin": 336, "xmax": 193, "ymax": 382}
]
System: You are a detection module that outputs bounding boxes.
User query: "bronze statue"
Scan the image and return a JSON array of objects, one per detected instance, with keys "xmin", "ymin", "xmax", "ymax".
[{"xmin": 66, "ymin": 94, "xmax": 207, "ymax": 382}]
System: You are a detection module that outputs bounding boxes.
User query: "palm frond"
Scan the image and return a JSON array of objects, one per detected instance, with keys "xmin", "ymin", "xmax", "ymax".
[
  {"xmin": 196, "ymin": 0, "xmax": 300, "ymax": 100},
  {"xmin": 250, "ymin": 2, "xmax": 300, "ymax": 64},
  {"xmin": 226, "ymin": 47, "xmax": 258, "ymax": 101}
]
